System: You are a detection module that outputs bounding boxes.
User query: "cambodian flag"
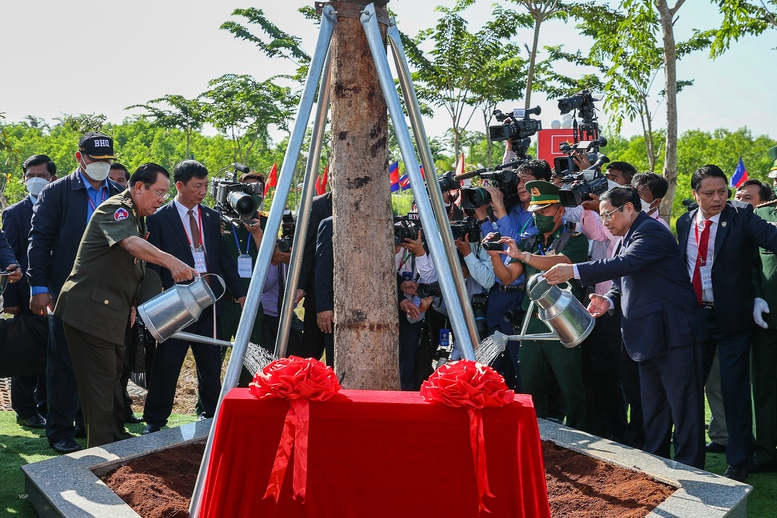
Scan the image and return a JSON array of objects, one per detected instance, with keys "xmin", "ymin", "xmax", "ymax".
[
  {"xmin": 399, "ymin": 174, "xmax": 411, "ymax": 190},
  {"xmin": 730, "ymin": 157, "xmax": 748, "ymax": 188},
  {"xmin": 389, "ymin": 161, "xmax": 400, "ymax": 192}
]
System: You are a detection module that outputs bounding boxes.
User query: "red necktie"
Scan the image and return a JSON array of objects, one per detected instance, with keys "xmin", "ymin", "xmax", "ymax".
[{"xmin": 692, "ymin": 219, "xmax": 710, "ymax": 304}]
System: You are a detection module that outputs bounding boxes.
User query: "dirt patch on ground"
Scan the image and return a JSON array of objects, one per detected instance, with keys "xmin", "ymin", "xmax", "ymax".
[{"xmin": 103, "ymin": 438, "xmax": 676, "ymax": 517}]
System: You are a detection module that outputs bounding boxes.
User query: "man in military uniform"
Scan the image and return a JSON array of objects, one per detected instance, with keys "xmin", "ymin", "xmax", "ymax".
[
  {"xmin": 752, "ymin": 151, "xmax": 777, "ymax": 472},
  {"xmin": 54, "ymin": 163, "xmax": 197, "ymax": 448},
  {"xmin": 485, "ymin": 180, "xmax": 588, "ymax": 430}
]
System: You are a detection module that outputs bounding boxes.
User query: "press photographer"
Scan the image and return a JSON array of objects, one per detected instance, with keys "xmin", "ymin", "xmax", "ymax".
[{"xmin": 210, "ymin": 162, "xmax": 265, "ymax": 228}]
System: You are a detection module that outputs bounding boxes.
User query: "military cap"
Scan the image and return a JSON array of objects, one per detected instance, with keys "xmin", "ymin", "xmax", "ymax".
[{"xmin": 526, "ymin": 180, "xmax": 560, "ymax": 212}]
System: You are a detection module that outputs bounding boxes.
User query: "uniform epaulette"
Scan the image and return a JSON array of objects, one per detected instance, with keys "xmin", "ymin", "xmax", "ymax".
[{"xmin": 756, "ymin": 199, "xmax": 777, "ymax": 208}]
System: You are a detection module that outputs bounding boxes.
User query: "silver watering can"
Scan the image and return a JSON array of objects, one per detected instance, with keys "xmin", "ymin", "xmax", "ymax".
[
  {"xmin": 527, "ymin": 273, "xmax": 595, "ymax": 348},
  {"xmin": 137, "ymin": 274, "xmax": 226, "ymax": 343}
]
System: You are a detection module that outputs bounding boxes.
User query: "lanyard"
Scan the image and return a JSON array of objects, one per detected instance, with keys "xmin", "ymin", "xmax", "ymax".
[
  {"xmin": 87, "ymin": 187, "xmax": 107, "ymax": 212},
  {"xmin": 181, "ymin": 207, "xmax": 204, "ymax": 248},
  {"xmin": 231, "ymin": 225, "xmax": 251, "ymax": 255}
]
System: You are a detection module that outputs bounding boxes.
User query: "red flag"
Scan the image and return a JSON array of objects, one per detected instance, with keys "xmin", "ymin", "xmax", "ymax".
[
  {"xmin": 389, "ymin": 161, "xmax": 400, "ymax": 192},
  {"xmin": 264, "ymin": 163, "xmax": 278, "ymax": 196},
  {"xmin": 316, "ymin": 164, "xmax": 329, "ymax": 195}
]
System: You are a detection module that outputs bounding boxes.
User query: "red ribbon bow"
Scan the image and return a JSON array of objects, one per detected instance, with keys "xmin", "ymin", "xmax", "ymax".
[
  {"xmin": 420, "ymin": 360, "xmax": 514, "ymax": 514},
  {"xmin": 249, "ymin": 356, "xmax": 341, "ymax": 503}
]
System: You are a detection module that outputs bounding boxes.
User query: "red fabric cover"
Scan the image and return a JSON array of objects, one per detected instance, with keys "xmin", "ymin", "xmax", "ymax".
[{"xmin": 199, "ymin": 389, "xmax": 551, "ymax": 518}]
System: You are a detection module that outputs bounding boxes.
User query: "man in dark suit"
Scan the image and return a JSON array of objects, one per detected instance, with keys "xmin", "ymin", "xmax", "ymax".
[
  {"xmin": 544, "ymin": 186, "xmax": 708, "ymax": 469},
  {"xmin": 28, "ymin": 132, "xmax": 124, "ymax": 454},
  {"xmin": 142, "ymin": 160, "xmax": 249, "ymax": 434},
  {"xmin": 4, "ymin": 154, "xmax": 56, "ymax": 429},
  {"xmin": 293, "ymin": 191, "xmax": 332, "ymax": 361},
  {"xmin": 676, "ymin": 164, "xmax": 777, "ymax": 481}
]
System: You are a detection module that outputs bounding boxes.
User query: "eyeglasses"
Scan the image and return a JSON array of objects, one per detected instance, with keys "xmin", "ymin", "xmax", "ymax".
[
  {"xmin": 147, "ymin": 185, "xmax": 170, "ymax": 201},
  {"xmin": 601, "ymin": 204, "xmax": 624, "ymax": 221}
]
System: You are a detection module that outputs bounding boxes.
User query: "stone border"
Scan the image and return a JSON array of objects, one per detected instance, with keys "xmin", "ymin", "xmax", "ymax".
[
  {"xmin": 23, "ymin": 417, "xmax": 751, "ymax": 517},
  {"xmin": 539, "ymin": 419, "xmax": 752, "ymax": 517},
  {"xmin": 21, "ymin": 420, "xmax": 211, "ymax": 518}
]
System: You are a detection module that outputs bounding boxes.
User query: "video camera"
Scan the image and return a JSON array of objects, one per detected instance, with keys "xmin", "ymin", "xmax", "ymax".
[
  {"xmin": 458, "ymin": 164, "xmax": 524, "ymax": 211},
  {"xmin": 553, "ymin": 91, "xmax": 609, "ymax": 177},
  {"xmin": 210, "ymin": 163, "xmax": 264, "ymax": 228},
  {"xmin": 450, "ymin": 216, "xmax": 482, "ymax": 243},
  {"xmin": 682, "ymin": 199, "xmax": 699, "ymax": 212},
  {"xmin": 489, "ymin": 106, "xmax": 542, "ymax": 151},
  {"xmin": 482, "ymin": 232, "xmax": 504, "ymax": 251},
  {"xmin": 394, "ymin": 211, "xmax": 421, "ymax": 245},
  {"xmin": 438, "ymin": 171, "xmax": 460, "ymax": 192},
  {"xmin": 558, "ymin": 169, "xmax": 609, "ymax": 207},
  {"xmin": 276, "ymin": 210, "xmax": 296, "ymax": 253}
]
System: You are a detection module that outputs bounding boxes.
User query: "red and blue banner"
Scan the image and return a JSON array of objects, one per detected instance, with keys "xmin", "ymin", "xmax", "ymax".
[
  {"xmin": 731, "ymin": 157, "xmax": 748, "ymax": 188},
  {"xmin": 389, "ymin": 161, "xmax": 400, "ymax": 192}
]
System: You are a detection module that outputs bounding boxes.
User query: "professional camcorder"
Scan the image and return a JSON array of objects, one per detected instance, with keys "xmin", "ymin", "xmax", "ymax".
[
  {"xmin": 276, "ymin": 210, "xmax": 296, "ymax": 253},
  {"xmin": 438, "ymin": 171, "xmax": 460, "ymax": 192},
  {"xmin": 489, "ymin": 106, "xmax": 542, "ymax": 150},
  {"xmin": 558, "ymin": 169, "xmax": 609, "ymax": 207},
  {"xmin": 394, "ymin": 211, "xmax": 421, "ymax": 245},
  {"xmin": 553, "ymin": 91, "xmax": 609, "ymax": 177},
  {"xmin": 458, "ymin": 166, "xmax": 523, "ymax": 210},
  {"xmin": 450, "ymin": 216, "xmax": 482, "ymax": 243},
  {"xmin": 210, "ymin": 162, "xmax": 264, "ymax": 227}
]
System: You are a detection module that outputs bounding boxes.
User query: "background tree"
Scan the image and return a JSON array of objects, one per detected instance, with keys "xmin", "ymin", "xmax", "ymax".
[
  {"xmin": 711, "ymin": 0, "xmax": 777, "ymax": 57},
  {"xmin": 201, "ymin": 73, "xmax": 296, "ymax": 165},
  {"xmin": 126, "ymin": 95, "xmax": 207, "ymax": 159}
]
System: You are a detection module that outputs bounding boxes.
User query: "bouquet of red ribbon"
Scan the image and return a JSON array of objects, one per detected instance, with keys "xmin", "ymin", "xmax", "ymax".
[
  {"xmin": 420, "ymin": 360, "xmax": 514, "ymax": 514},
  {"xmin": 249, "ymin": 356, "xmax": 341, "ymax": 502}
]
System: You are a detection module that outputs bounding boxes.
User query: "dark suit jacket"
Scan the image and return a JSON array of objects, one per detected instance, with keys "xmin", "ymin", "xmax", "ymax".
[
  {"xmin": 315, "ymin": 216, "xmax": 334, "ymax": 313},
  {"xmin": 577, "ymin": 212, "xmax": 707, "ymax": 361},
  {"xmin": 298, "ymin": 192, "xmax": 333, "ymax": 297},
  {"xmin": 28, "ymin": 171, "xmax": 123, "ymax": 299},
  {"xmin": 677, "ymin": 201, "xmax": 777, "ymax": 336},
  {"xmin": 146, "ymin": 201, "xmax": 246, "ymax": 313},
  {"xmin": 2, "ymin": 196, "xmax": 34, "ymax": 313}
]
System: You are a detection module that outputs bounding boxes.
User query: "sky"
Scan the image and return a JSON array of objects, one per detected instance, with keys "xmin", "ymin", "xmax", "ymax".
[{"xmin": 1, "ymin": 0, "xmax": 775, "ymax": 149}]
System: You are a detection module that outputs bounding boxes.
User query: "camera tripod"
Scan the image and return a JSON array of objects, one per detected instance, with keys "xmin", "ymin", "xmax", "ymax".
[{"xmin": 188, "ymin": 3, "xmax": 482, "ymax": 515}]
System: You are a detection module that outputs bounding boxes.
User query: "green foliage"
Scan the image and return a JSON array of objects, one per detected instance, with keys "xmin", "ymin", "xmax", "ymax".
[{"xmin": 711, "ymin": 0, "xmax": 777, "ymax": 57}]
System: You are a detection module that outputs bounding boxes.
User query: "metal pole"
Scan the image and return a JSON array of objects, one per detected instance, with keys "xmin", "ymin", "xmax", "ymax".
[
  {"xmin": 386, "ymin": 20, "xmax": 481, "ymax": 349},
  {"xmin": 360, "ymin": 3, "xmax": 476, "ymax": 361},
  {"xmin": 276, "ymin": 49, "xmax": 333, "ymax": 359},
  {"xmin": 187, "ymin": 6, "xmax": 338, "ymax": 517}
]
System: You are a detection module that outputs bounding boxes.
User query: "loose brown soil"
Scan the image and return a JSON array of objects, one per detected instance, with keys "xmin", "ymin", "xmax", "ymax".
[{"xmin": 102, "ymin": 438, "xmax": 676, "ymax": 517}]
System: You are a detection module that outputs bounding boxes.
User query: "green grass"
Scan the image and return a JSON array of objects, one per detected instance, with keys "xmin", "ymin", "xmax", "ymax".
[
  {"xmin": 0, "ymin": 412, "xmax": 196, "ymax": 516},
  {"xmin": 1, "ymin": 408, "xmax": 776, "ymax": 516}
]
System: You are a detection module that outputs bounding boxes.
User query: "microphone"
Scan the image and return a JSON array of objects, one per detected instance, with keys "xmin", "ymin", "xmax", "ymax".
[
  {"xmin": 453, "ymin": 170, "xmax": 480, "ymax": 181},
  {"xmin": 231, "ymin": 162, "xmax": 250, "ymax": 174}
]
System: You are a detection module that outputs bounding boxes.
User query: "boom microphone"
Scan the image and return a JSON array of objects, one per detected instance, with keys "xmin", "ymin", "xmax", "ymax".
[
  {"xmin": 231, "ymin": 162, "xmax": 251, "ymax": 174},
  {"xmin": 453, "ymin": 170, "xmax": 480, "ymax": 182}
]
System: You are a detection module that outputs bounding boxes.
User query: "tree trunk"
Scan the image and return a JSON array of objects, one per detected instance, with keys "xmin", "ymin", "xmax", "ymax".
[
  {"xmin": 524, "ymin": 16, "xmax": 543, "ymax": 110},
  {"xmin": 329, "ymin": 1, "xmax": 399, "ymax": 390},
  {"xmin": 656, "ymin": 0, "xmax": 683, "ymax": 221}
]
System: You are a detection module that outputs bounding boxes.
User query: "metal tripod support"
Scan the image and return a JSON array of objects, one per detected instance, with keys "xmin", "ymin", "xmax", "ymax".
[{"xmin": 188, "ymin": 3, "xmax": 479, "ymax": 515}]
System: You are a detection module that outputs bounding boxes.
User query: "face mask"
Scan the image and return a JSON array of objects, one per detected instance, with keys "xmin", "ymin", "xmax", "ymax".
[
  {"xmin": 641, "ymin": 199, "xmax": 652, "ymax": 213},
  {"xmin": 26, "ymin": 177, "xmax": 49, "ymax": 196},
  {"xmin": 83, "ymin": 160, "xmax": 111, "ymax": 182},
  {"xmin": 534, "ymin": 213, "xmax": 557, "ymax": 233}
]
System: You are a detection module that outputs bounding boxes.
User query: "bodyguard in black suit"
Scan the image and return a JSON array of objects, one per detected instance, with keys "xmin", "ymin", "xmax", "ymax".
[
  {"xmin": 4, "ymin": 154, "xmax": 56, "ymax": 429},
  {"xmin": 142, "ymin": 160, "xmax": 247, "ymax": 433},
  {"xmin": 676, "ymin": 164, "xmax": 777, "ymax": 481},
  {"xmin": 28, "ymin": 133, "xmax": 123, "ymax": 453},
  {"xmin": 544, "ymin": 186, "xmax": 708, "ymax": 469},
  {"xmin": 294, "ymin": 191, "xmax": 332, "ymax": 360}
]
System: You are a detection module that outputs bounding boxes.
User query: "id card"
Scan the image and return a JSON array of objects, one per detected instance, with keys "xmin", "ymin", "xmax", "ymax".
[
  {"xmin": 700, "ymin": 265, "xmax": 712, "ymax": 291},
  {"xmin": 193, "ymin": 247, "xmax": 207, "ymax": 274},
  {"xmin": 237, "ymin": 254, "xmax": 253, "ymax": 278}
]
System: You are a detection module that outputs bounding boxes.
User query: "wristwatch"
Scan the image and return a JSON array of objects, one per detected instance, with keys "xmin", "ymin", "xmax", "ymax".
[{"xmin": 477, "ymin": 217, "xmax": 489, "ymax": 224}]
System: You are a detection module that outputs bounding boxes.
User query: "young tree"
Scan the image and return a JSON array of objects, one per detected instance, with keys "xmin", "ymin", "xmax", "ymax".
[
  {"xmin": 711, "ymin": 0, "xmax": 777, "ymax": 57},
  {"xmin": 201, "ymin": 74, "xmax": 296, "ymax": 165}
]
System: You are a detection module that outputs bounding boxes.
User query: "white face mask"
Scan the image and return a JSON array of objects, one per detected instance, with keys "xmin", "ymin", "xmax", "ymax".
[
  {"xmin": 83, "ymin": 160, "xmax": 111, "ymax": 182},
  {"xmin": 641, "ymin": 198, "xmax": 652, "ymax": 213},
  {"xmin": 26, "ymin": 177, "xmax": 49, "ymax": 196}
]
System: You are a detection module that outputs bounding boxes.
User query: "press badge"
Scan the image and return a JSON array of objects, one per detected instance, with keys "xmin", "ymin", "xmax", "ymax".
[
  {"xmin": 238, "ymin": 254, "xmax": 253, "ymax": 278},
  {"xmin": 700, "ymin": 265, "xmax": 712, "ymax": 291},
  {"xmin": 193, "ymin": 248, "xmax": 208, "ymax": 274}
]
